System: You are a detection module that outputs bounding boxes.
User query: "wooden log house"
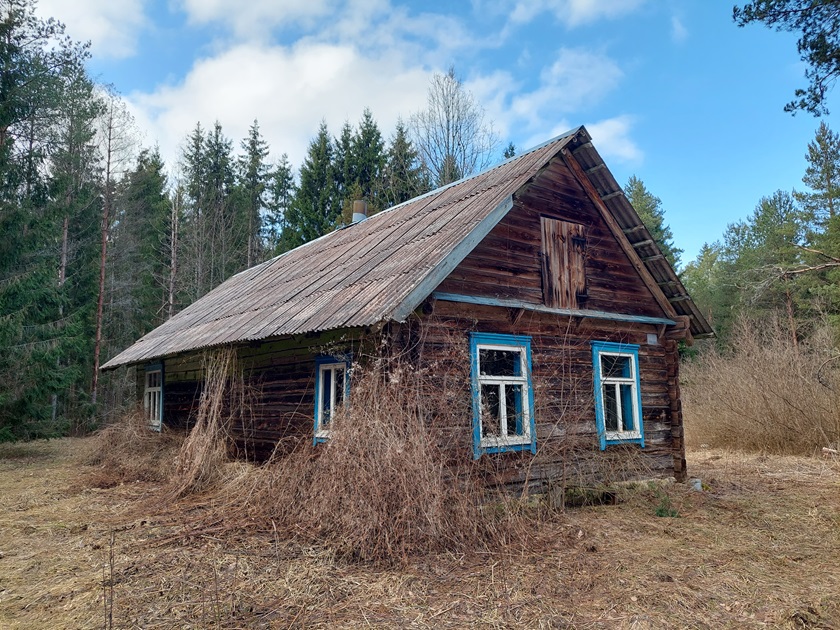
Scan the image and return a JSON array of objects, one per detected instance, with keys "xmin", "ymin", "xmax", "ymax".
[{"xmin": 102, "ymin": 126, "xmax": 713, "ymax": 487}]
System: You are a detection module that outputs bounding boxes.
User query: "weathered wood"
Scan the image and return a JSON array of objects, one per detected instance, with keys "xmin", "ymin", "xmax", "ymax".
[
  {"xmin": 560, "ymin": 148, "xmax": 679, "ymax": 321},
  {"xmin": 540, "ymin": 217, "xmax": 587, "ymax": 309}
]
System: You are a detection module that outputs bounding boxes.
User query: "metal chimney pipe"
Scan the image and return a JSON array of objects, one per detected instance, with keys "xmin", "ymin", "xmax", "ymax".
[{"xmin": 352, "ymin": 199, "xmax": 368, "ymax": 223}]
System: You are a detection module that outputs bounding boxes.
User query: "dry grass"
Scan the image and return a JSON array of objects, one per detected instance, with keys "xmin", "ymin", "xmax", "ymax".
[
  {"xmin": 683, "ymin": 318, "xmax": 840, "ymax": 454},
  {"xmin": 80, "ymin": 409, "xmax": 183, "ymax": 488},
  {"xmin": 0, "ymin": 439, "xmax": 838, "ymax": 628},
  {"xmin": 207, "ymin": 359, "xmax": 517, "ymax": 563}
]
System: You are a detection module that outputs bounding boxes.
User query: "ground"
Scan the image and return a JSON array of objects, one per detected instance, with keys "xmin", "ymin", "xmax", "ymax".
[{"xmin": 0, "ymin": 439, "xmax": 838, "ymax": 629}]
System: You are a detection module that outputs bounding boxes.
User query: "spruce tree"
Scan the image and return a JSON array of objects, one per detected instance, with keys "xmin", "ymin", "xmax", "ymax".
[
  {"xmin": 237, "ymin": 119, "xmax": 269, "ymax": 267},
  {"xmin": 624, "ymin": 176, "xmax": 683, "ymax": 270},
  {"xmin": 381, "ymin": 119, "xmax": 427, "ymax": 209},
  {"xmin": 283, "ymin": 122, "xmax": 336, "ymax": 247},
  {"xmin": 265, "ymin": 153, "xmax": 295, "ymax": 254},
  {"xmin": 0, "ymin": 0, "xmax": 98, "ymax": 439}
]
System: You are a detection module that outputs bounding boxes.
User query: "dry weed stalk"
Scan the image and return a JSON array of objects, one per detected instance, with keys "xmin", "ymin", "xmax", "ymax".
[
  {"xmin": 683, "ymin": 316, "xmax": 840, "ymax": 454},
  {"xmin": 168, "ymin": 348, "xmax": 240, "ymax": 499}
]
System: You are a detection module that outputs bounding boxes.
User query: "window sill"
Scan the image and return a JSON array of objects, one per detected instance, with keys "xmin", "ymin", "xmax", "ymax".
[
  {"xmin": 603, "ymin": 432, "xmax": 644, "ymax": 447},
  {"xmin": 478, "ymin": 439, "xmax": 536, "ymax": 456}
]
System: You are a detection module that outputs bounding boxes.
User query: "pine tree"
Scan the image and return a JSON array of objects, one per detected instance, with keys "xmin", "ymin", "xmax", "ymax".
[
  {"xmin": 797, "ymin": 122, "xmax": 840, "ymax": 232},
  {"xmin": 624, "ymin": 176, "xmax": 683, "ymax": 270}
]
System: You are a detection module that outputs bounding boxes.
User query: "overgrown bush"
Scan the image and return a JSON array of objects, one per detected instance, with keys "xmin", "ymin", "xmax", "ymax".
[
  {"xmin": 683, "ymin": 317, "xmax": 840, "ymax": 454},
  {"xmin": 81, "ymin": 409, "xmax": 183, "ymax": 487},
  {"xmin": 218, "ymin": 358, "xmax": 518, "ymax": 563}
]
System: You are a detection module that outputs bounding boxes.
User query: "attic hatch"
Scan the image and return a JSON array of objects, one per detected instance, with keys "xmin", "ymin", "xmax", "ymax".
[{"xmin": 540, "ymin": 217, "xmax": 588, "ymax": 309}]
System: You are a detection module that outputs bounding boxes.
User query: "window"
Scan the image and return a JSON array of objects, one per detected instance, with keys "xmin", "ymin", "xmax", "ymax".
[
  {"xmin": 470, "ymin": 333, "xmax": 536, "ymax": 458},
  {"xmin": 144, "ymin": 364, "xmax": 163, "ymax": 431},
  {"xmin": 541, "ymin": 217, "xmax": 587, "ymax": 309},
  {"xmin": 591, "ymin": 341, "xmax": 644, "ymax": 449},
  {"xmin": 314, "ymin": 356, "xmax": 350, "ymax": 443}
]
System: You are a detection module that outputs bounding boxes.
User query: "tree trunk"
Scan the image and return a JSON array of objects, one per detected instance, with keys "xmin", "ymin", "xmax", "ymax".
[
  {"xmin": 168, "ymin": 193, "xmax": 179, "ymax": 319},
  {"xmin": 91, "ymin": 117, "xmax": 115, "ymax": 406}
]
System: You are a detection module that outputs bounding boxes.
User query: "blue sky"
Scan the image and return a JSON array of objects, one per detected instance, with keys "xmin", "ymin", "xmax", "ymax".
[{"xmin": 36, "ymin": 0, "xmax": 836, "ymax": 265}]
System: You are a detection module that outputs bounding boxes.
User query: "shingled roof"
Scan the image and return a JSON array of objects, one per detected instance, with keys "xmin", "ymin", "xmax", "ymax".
[{"xmin": 102, "ymin": 126, "xmax": 711, "ymax": 370}]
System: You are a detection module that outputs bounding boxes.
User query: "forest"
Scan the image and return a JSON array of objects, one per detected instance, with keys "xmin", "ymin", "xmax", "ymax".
[{"xmin": 1, "ymin": 0, "xmax": 839, "ymax": 450}]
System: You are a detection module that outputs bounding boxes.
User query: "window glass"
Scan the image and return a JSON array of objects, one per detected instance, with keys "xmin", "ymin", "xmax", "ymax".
[
  {"xmin": 620, "ymin": 383, "xmax": 635, "ymax": 431},
  {"xmin": 601, "ymin": 354, "xmax": 632, "ymax": 379},
  {"xmin": 592, "ymin": 341, "xmax": 643, "ymax": 449},
  {"xmin": 480, "ymin": 383, "xmax": 501, "ymax": 437},
  {"xmin": 479, "ymin": 348, "xmax": 520, "ymax": 377},
  {"xmin": 505, "ymin": 384, "xmax": 524, "ymax": 436},
  {"xmin": 314, "ymin": 359, "xmax": 349, "ymax": 441},
  {"xmin": 470, "ymin": 333, "xmax": 535, "ymax": 457},
  {"xmin": 334, "ymin": 368, "xmax": 344, "ymax": 407},
  {"xmin": 321, "ymin": 367, "xmax": 333, "ymax": 420}
]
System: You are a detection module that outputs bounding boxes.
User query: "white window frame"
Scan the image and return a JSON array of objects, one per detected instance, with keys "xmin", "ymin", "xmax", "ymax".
[
  {"xmin": 314, "ymin": 359, "xmax": 348, "ymax": 442},
  {"xmin": 143, "ymin": 365, "xmax": 163, "ymax": 431},
  {"xmin": 591, "ymin": 341, "xmax": 644, "ymax": 449},
  {"xmin": 470, "ymin": 333, "xmax": 536, "ymax": 458}
]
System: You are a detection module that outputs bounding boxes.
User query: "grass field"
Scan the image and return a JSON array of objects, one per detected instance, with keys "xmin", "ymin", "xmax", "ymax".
[{"xmin": 0, "ymin": 438, "xmax": 838, "ymax": 629}]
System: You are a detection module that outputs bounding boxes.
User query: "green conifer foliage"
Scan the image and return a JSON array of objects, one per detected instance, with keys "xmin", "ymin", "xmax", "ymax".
[
  {"xmin": 624, "ymin": 176, "xmax": 683, "ymax": 270},
  {"xmin": 283, "ymin": 122, "xmax": 336, "ymax": 247}
]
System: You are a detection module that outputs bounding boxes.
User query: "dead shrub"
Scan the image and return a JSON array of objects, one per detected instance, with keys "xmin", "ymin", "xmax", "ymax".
[
  {"xmin": 167, "ymin": 348, "xmax": 241, "ymax": 500},
  {"xmin": 683, "ymin": 317, "xmax": 840, "ymax": 454},
  {"xmin": 214, "ymin": 357, "xmax": 521, "ymax": 563},
  {"xmin": 80, "ymin": 409, "xmax": 183, "ymax": 487}
]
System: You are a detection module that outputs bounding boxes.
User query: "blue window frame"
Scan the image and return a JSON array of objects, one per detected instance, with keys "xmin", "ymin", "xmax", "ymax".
[
  {"xmin": 591, "ymin": 341, "xmax": 644, "ymax": 450},
  {"xmin": 313, "ymin": 355, "xmax": 351, "ymax": 443},
  {"xmin": 144, "ymin": 363, "xmax": 163, "ymax": 431},
  {"xmin": 470, "ymin": 332, "xmax": 536, "ymax": 459}
]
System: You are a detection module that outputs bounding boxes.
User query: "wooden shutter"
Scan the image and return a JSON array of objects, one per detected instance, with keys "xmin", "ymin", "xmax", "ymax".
[{"xmin": 540, "ymin": 217, "xmax": 587, "ymax": 309}]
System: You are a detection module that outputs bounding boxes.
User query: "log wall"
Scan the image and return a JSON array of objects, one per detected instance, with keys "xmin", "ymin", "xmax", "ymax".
[
  {"xmin": 393, "ymin": 299, "xmax": 684, "ymax": 489},
  {"xmin": 158, "ymin": 328, "xmax": 372, "ymax": 459}
]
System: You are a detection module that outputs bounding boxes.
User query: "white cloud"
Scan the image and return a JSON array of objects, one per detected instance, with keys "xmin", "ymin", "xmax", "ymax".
[
  {"xmin": 671, "ymin": 15, "xmax": 688, "ymax": 43},
  {"xmin": 128, "ymin": 41, "xmax": 431, "ymax": 173},
  {"xmin": 37, "ymin": 0, "xmax": 146, "ymax": 59},
  {"xmin": 469, "ymin": 48, "xmax": 639, "ymax": 163},
  {"xmin": 179, "ymin": 0, "xmax": 337, "ymax": 39},
  {"xmin": 509, "ymin": 0, "xmax": 646, "ymax": 27},
  {"xmin": 586, "ymin": 115, "xmax": 642, "ymax": 163},
  {"xmin": 509, "ymin": 48, "xmax": 623, "ymax": 128}
]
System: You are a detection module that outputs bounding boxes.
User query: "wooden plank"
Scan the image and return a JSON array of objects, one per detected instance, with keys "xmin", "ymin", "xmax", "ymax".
[
  {"xmin": 431, "ymin": 292, "xmax": 676, "ymax": 326},
  {"xmin": 390, "ymin": 196, "xmax": 515, "ymax": 322},
  {"xmin": 540, "ymin": 217, "xmax": 587, "ymax": 309}
]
